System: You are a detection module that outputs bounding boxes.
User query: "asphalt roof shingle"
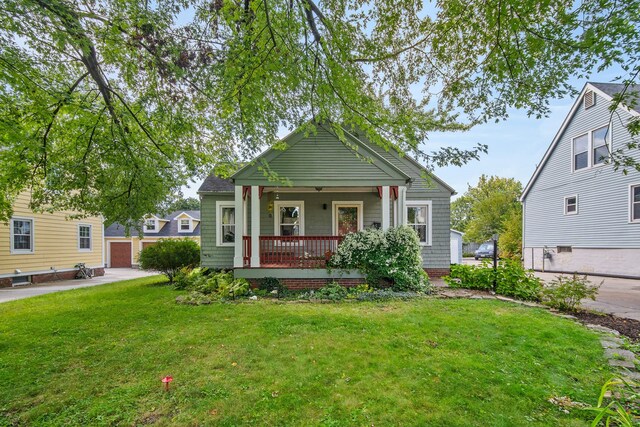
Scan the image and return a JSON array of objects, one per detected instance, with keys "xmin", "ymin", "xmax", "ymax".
[
  {"xmin": 590, "ymin": 82, "xmax": 640, "ymax": 112},
  {"xmin": 198, "ymin": 175, "xmax": 234, "ymax": 193}
]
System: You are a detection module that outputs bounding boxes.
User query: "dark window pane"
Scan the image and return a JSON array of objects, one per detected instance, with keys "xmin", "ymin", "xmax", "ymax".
[
  {"xmin": 222, "ymin": 225, "xmax": 235, "ymax": 242},
  {"xmin": 574, "ymin": 152, "xmax": 588, "ymax": 170},
  {"xmin": 594, "ymin": 146, "xmax": 608, "ymax": 164},
  {"xmin": 80, "ymin": 238, "xmax": 91, "ymax": 249},
  {"xmin": 411, "ymin": 225, "xmax": 427, "ymax": 242},
  {"xmin": 14, "ymin": 235, "xmax": 30, "ymax": 250},
  {"xmin": 634, "ymin": 204, "xmax": 640, "ymax": 221},
  {"xmin": 634, "ymin": 187, "xmax": 640, "ymax": 203}
]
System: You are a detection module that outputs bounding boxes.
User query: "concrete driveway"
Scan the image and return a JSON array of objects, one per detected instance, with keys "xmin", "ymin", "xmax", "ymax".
[
  {"xmin": 0, "ymin": 268, "xmax": 157, "ymax": 304},
  {"xmin": 534, "ymin": 272, "xmax": 640, "ymax": 321}
]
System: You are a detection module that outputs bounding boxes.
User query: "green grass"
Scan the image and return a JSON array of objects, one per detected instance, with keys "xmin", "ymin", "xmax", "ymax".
[{"xmin": 0, "ymin": 276, "xmax": 611, "ymax": 426}]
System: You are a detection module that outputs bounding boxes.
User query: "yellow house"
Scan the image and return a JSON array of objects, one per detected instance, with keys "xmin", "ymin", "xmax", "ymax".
[
  {"xmin": 0, "ymin": 192, "xmax": 104, "ymax": 287},
  {"xmin": 104, "ymin": 211, "xmax": 201, "ymax": 268}
]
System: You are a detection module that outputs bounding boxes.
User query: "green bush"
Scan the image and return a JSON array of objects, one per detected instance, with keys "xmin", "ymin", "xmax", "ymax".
[
  {"xmin": 138, "ymin": 239, "xmax": 200, "ymax": 283},
  {"xmin": 495, "ymin": 260, "xmax": 542, "ymax": 301},
  {"xmin": 329, "ymin": 226, "xmax": 430, "ymax": 292},
  {"xmin": 540, "ymin": 274, "xmax": 601, "ymax": 311},
  {"xmin": 173, "ymin": 268, "xmax": 251, "ymax": 301},
  {"xmin": 312, "ymin": 282, "xmax": 349, "ymax": 301},
  {"xmin": 444, "ymin": 263, "xmax": 493, "ymax": 290},
  {"xmin": 445, "ymin": 260, "xmax": 542, "ymax": 302}
]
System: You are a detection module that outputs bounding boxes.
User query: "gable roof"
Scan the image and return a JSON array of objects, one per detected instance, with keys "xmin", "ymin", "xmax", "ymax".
[
  {"xmin": 231, "ymin": 123, "xmax": 412, "ymax": 186},
  {"xmin": 105, "ymin": 210, "xmax": 201, "ymax": 237},
  {"xmin": 521, "ymin": 82, "xmax": 640, "ymax": 201}
]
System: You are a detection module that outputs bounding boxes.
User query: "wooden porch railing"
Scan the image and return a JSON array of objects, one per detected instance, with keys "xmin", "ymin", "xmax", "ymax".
[
  {"xmin": 260, "ymin": 236, "xmax": 342, "ymax": 268},
  {"xmin": 241, "ymin": 236, "xmax": 343, "ymax": 268}
]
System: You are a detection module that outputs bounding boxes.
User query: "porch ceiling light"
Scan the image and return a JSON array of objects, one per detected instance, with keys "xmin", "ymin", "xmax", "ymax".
[{"xmin": 315, "ymin": 187, "xmax": 323, "ymax": 192}]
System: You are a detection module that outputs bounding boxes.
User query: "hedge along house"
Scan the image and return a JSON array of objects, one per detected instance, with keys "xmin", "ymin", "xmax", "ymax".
[{"xmin": 198, "ymin": 123, "xmax": 454, "ymax": 288}]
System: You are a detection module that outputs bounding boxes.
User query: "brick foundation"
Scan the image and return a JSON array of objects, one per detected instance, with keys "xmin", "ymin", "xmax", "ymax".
[
  {"xmin": 249, "ymin": 277, "xmax": 365, "ymax": 290},
  {"xmin": 0, "ymin": 278, "xmax": 12, "ymax": 288},
  {"xmin": 425, "ymin": 268, "xmax": 450, "ymax": 279}
]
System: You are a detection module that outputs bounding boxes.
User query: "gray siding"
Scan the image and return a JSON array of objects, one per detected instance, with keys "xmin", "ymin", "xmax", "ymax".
[
  {"xmin": 200, "ymin": 194, "xmax": 234, "ymax": 269},
  {"xmin": 524, "ymin": 92, "xmax": 640, "ymax": 248}
]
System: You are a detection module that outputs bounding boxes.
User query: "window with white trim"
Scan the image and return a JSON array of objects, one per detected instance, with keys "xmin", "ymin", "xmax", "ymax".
[
  {"xmin": 144, "ymin": 219, "xmax": 157, "ymax": 232},
  {"xmin": 11, "ymin": 218, "xmax": 34, "ymax": 253},
  {"xmin": 78, "ymin": 224, "xmax": 92, "ymax": 251},
  {"xmin": 573, "ymin": 125, "xmax": 611, "ymax": 170},
  {"xmin": 179, "ymin": 219, "xmax": 191, "ymax": 232},
  {"xmin": 631, "ymin": 185, "xmax": 640, "ymax": 222},
  {"xmin": 406, "ymin": 201, "xmax": 432, "ymax": 245},
  {"xmin": 275, "ymin": 201, "xmax": 304, "ymax": 236},
  {"xmin": 564, "ymin": 195, "xmax": 578, "ymax": 215},
  {"xmin": 216, "ymin": 202, "xmax": 236, "ymax": 246},
  {"xmin": 573, "ymin": 134, "xmax": 588, "ymax": 170}
]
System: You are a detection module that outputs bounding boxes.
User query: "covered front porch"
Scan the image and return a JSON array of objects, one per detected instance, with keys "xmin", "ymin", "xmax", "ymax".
[{"xmin": 232, "ymin": 185, "xmax": 409, "ymax": 269}]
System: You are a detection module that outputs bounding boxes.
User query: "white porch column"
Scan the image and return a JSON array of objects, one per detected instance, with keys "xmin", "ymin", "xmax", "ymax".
[
  {"xmin": 233, "ymin": 185, "xmax": 244, "ymax": 268},
  {"xmin": 381, "ymin": 186, "xmax": 390, "ymax": 230},
  {"xmin": 397, "ymin": 186, "xmax": 407, "ymax": 225},
  {"xmin": 250, "ymin": 186, "xmax": 261, "ymax": 267}
]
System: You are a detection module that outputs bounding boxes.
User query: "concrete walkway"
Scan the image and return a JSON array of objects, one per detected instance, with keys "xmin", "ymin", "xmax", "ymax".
[
  {"xmin": 0, "ymin": 268, "xmax": 157, "ymax": 304},
  {"xmin": 535, "ymin": 272, "xmax": 640, "ymax": 321}
]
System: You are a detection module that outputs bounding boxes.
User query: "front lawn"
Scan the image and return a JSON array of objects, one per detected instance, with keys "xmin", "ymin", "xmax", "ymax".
[{"xmin": 0, "ymin": 276, "xmax": 611, "ymax": 426}]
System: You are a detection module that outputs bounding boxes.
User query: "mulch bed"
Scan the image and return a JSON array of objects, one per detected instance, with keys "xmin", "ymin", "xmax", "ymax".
[{"xmin": 572, "ymin": 311, "xmax": 640, "ymax": 342}]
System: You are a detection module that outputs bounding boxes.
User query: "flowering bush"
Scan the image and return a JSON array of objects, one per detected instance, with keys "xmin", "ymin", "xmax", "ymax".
[{"xmin": 329, "ymin": 226, "xmax": 430, "ymax": 292}]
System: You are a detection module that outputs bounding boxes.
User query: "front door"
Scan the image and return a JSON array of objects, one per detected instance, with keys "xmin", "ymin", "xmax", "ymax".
[{"xmin": 333, "ymin": 202, "xmax": 363, "ymax": 236}]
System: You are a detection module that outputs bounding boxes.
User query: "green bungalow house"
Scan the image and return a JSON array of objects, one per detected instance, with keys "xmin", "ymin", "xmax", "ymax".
[{"xmin": 197, "ymin": 123, "xmax": 455, "ymax": 287}]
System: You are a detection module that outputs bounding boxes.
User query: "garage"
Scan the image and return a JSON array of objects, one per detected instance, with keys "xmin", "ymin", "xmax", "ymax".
[{"xmin": 110, "ymin": 242, "xmax": 132, "ymax": 268}]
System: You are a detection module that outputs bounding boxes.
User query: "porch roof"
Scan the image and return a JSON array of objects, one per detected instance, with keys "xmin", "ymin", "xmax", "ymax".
[{"xmin": 232, "ymin": 123, "xmax": 412, "ymax": 187}]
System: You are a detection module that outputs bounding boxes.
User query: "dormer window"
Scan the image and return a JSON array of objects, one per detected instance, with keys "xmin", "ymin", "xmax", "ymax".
[
  {"xmin": 144, "ymin": 218, "xmax": 158, "ymax": 232},
  {"xmin": 179, "ymin": 219, "xmax": 191, "ymax": 232}
]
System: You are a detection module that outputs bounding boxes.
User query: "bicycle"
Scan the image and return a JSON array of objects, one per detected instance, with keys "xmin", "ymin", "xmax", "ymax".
[{"xmin": 74, "ymin": 263, "xmax": 95, "ymax": 279}]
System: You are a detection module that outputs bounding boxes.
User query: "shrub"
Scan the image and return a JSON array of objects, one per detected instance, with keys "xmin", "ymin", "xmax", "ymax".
[
  {"xmin": 444, "ymin": 260, "xmax": 542, "ymax": 302},
  {"xmin": 258, "ymin": 277, "xmax": 288, "ymax": 298},
  {"xmin": 330, "ymin": 226, "xmax": 430, "ymax": 292},
  {"xmin": 313, "ymin": 282, "xmax": 348, "ymax": 301},
  {"xmin": 138, "ymin": 239, "xmax": 200, "ymax": 283},
  {"xmin": 444, "ymin": 263, "xmax": 493, "ymax": 290},
  {"xmin": 494, "ymin": 260, "xmax": 542, "ymax": 301},
  {"xmin": 540, "ymin": 274, "xmax": 601, "ymax": 312}
]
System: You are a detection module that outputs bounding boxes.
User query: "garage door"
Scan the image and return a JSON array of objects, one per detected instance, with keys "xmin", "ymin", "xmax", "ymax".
[{"xmin": 110, "ymin": 242, "xmax": 132, "ymax": 268}]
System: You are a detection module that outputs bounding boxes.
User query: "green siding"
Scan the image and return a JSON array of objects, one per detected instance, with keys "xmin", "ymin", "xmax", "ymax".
[
  {"xmin": 259, "ymin": 191, "xmax": 382, "ymax": 235},
  {"xmin": 200, "ymin": 194, "xmax": 234, "ymax": 269},
  {"xmin": 234, "ymin": 127, "xmax": 409, "ymax": 186}
]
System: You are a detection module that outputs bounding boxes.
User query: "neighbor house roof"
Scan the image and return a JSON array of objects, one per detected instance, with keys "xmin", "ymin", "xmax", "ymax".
[
  {"xmin": 520, "ymin": 82, "xmax": 640, "ymax": 201},
  {"xmin": 105, "ymin": 210, "xmax": 201, "ymax": 237},
  {"xmin": 198, "ymin": 176, "xmax": 234, "ymax": 193}
]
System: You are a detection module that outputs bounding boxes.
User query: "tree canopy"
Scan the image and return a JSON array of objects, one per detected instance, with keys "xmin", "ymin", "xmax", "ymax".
[
  {"xmin": 453, "ymin": 174, "xmax": 522, "ymax": 244},
  {"xmin": 1, "ymin": 0, "xmax": 638, "ymax": 223}
]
